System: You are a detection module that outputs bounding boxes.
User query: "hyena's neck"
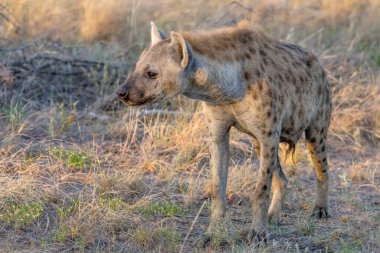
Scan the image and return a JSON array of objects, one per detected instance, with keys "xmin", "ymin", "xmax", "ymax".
[{"xmin": 183, "ymin": 55, "xmax": 245, "ymax": 105}]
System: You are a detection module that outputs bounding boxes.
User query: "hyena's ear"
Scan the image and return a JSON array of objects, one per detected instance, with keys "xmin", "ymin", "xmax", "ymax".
[
  {"xmin": 151, "ymin": 21, "xmax": 167, "ymax": 46},
  {"xmin": 170, "ymin": 31, "xmax": 193, "ymax": 69}
]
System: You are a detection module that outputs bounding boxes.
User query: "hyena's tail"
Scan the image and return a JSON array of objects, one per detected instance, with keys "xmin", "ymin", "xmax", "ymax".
[{"xmin": 283, "ymin": 141, "xmax": 296, "ymax": 164}]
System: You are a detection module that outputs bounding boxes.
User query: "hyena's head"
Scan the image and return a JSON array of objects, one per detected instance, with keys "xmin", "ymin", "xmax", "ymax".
[{"xmin": 117, "ymin": 22, "xmax": 193, "ymax": 106}]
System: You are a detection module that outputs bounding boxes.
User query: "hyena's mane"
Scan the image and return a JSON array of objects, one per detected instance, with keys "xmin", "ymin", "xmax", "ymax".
[{"xmin": 181, "ymin": 21, "xmax": 272, "ymax": 62}]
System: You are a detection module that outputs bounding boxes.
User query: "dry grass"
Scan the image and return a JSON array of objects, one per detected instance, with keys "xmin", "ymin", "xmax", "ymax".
[{"xmin": 0, "ymin": 0, "xmax": 379, "ymax": 252}]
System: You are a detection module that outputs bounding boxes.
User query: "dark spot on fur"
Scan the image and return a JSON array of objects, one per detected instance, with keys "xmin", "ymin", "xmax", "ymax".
[
  {"xmin": 245, "ymin": 52, "xmax": 252, "ymax": 60},
  {"xmin": 273, "ymin": 115, "xmax": 277, "ymax": 122},
  {"xmin": 263, "ymin": 185, "xmax": 267, "ymax": 191},
  {"xmin": 322, "ymin": 169, "xmax": 327, "ymax": 173},
  {"xmin": 259, "ymin": 49, "xmax": 267, "ymax": 57},
  {"xmin": 244, "ymin": 71, "xmax": 250, "ymax": 80},
  {"xmin": 267, "ymin": 111, "xmax": 271, "ymax": 118},
  {"xmin": 306, "ymin": 57, "xmax": 313, "ymax": 68},
  {"xmin": 321, "ymin": 145, "xmax": 326, "ymax": 152},
  {"xmin": 322, "ymin": 158, "xmax": 327, "ymax": 163},
  {"xmin": 320, "ymin": 128, "xmax": 324, "ymax": 134},
  {"xmin": 256, "ymin": 70, "xmax": 262, "ymax": 79},
  {"xmin": 318, "ymin": 86, "xmax": 322, "ymax": 96},
  {"xmin": 240, "ymin": 32, "xmax": 253, "ymax": 43},
  {"xmin": 319, "ymin": 139, "xmax": 323, "ymax": 144},
  {"xmin": 267, "ymin": 168, "xmax": 270, "ymax": 174},
  {"xmin": 252, "ymin": 90, "xmax": 258, "ymax": 100},
  {"xmin": 305, "ymin": 129, "xmax": 311, "ymax": 139},
  {"xmin": 249, "ymin": 47, "xmax": 256, "ymax": 54},
  {"xmin": 267, "ymin": 131, "xmax": 272, "ymax": 136}
]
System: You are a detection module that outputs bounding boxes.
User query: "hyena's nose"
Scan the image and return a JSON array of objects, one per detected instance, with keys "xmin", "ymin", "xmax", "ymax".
[{"xmin": 116, "ymin": 86, "xmax": 128, "ymax": 99}]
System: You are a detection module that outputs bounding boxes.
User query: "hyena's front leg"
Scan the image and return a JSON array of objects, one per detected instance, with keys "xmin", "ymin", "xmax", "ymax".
[
  {"xmin": 247, "ymin": 140, "xmax": 278, "ymax": 245},
  {"xmin": 208, "ymin": 128, "xmax": 230, "ymax": 227},
  {"xmin": 199, "ymin": 110, "xmax": 233, "ymax": 246}
]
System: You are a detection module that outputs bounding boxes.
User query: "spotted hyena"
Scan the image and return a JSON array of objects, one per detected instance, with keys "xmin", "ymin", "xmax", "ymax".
[{"xmin": 117, "ymin": 21, "xmax": 332, "ymax": 245}]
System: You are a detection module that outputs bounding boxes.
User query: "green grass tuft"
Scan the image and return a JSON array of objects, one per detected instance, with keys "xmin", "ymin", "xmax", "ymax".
[
  {"xmin": 138, "ymin": 201, "xmax": 187, "ymax": 217},
  {"xmin": 0, "ymin": 199, "xmax": 43, "ymax": 230},
  {"xmin": 98, "ymin": 196, "xmax": 127, "ymax": 211},
  {"xmin": 50, "ymin": 147, "xmax": 94, "ymax": 170},
  {"xmin": 1, "ymin": 102, "xmax": 25, "ymax": 131}
]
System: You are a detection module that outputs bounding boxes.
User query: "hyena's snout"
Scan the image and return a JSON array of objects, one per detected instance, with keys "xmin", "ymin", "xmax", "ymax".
[
  {"xmin": 116, "ymin": 78, "xmax": 138, "ymax": 105},
  {"xmin": 116, "ymin": 84, "xmax": 129, "ymax": 100},
  {"xmin": 116, "ymin": 79, "xmax": 156, "ymax": 106}
]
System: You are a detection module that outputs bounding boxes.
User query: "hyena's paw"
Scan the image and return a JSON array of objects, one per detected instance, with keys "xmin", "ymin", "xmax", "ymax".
[
  {"xmin": 311, "ymin": 206, "xmax": 330, "ymax": 219},
  {"xmin": 240, "ymin": 227, "xmax": 267, "ymax": 246},
  {"xmin": 268, "ymin": 210, "xmax": 281, "ymax": 225}
]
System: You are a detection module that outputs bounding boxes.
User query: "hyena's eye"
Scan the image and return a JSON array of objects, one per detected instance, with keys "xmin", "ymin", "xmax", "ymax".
[{"xmin": 146, "ymin": 71, "xmax": 158, "ymax": 79}]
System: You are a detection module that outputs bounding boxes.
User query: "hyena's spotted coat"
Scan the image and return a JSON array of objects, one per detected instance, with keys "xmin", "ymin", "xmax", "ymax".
[{"xmin": 117, "ymin": 21, "xmax": 332, "ymax": 245}]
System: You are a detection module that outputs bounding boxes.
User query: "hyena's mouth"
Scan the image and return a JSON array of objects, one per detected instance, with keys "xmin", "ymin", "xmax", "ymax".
[{"xmin": 126, "ymin": 95, "xmax": 157, "ymax": 106}]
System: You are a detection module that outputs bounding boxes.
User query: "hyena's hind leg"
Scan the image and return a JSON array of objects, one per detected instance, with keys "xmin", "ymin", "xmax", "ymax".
[
  {"xmin": 253, "ymin": 138, "xmax": 287, "ymax": 224},
  {"xmin": 305, "ymin": 122, "xmax": 330, "ymax": 218},
  {"xmin": 268, "ymin": 162, "xmax": 287, "ymax": 224}
]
